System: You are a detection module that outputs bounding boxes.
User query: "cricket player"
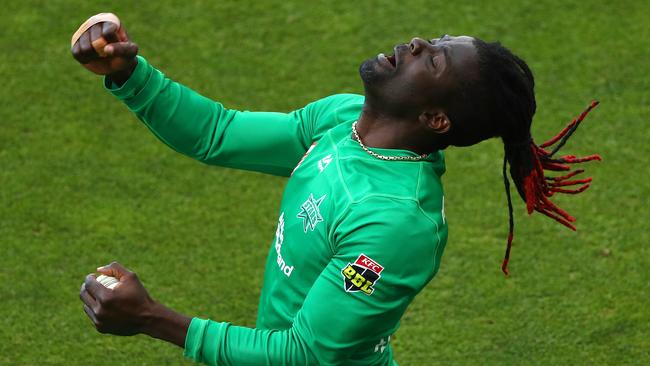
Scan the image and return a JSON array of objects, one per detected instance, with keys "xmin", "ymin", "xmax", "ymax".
[{"xmin": 75, "ymin": 14, "xmax": 599, "ymax": 365}]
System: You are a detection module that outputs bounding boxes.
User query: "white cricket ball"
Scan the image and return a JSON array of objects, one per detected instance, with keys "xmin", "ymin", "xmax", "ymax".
[{"xmin": 96, "ymin": 274, "xmax": 119, "ymax": 290}]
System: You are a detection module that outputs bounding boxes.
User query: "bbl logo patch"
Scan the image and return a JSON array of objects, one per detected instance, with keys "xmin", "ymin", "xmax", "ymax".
[{"xmin": 341, "ymin": 254, "xmax": 384, "ymax": 295}]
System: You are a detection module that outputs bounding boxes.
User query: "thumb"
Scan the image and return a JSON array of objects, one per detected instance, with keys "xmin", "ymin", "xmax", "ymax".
[
  {"xmin": 97, "ymin": 261, "xmax": 131, "ymax": 279},
  {"xmin": 104, "ymin": 41, "xmax": 138, "ymax": 58}
]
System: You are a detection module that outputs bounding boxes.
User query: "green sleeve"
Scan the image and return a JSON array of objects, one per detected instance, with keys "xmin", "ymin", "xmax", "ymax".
[
  {"xmin": 105, "ymin": 56, "xmax": 363, "ymax": 176},
  {"xmin": 184, "ymin": 197, "xmax": 443, "ymax": 365}
]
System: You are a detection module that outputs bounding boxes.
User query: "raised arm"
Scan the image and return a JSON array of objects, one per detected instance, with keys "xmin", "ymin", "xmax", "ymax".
[{"xmin": 71, "ymin": 13, "xmax": 363, "ymax": 176}]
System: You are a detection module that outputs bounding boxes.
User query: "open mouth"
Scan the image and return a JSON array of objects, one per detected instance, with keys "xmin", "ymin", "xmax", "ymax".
[
  {"xmin": 378, "ymin": 52, "xmax": 397, "ymax": 69},
  {"xmin": 386, "ymin": 54, "xmax": 396, "ymax": 67}
]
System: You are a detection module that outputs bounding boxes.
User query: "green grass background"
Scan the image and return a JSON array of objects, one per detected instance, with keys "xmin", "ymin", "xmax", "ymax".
[{"xmin": 1, "ymin": 0, "xmax": 648, "ymax": 364}]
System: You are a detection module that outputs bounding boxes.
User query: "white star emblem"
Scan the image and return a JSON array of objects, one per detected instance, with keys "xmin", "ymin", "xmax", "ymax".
[{"xmin": 297, "ymin": 193, "xmax": 327, "ymax": 232}]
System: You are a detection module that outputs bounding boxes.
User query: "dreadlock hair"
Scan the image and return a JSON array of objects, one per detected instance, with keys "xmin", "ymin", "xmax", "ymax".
[{"xmin": 445, "ymin": 38, "xmax": 601, "ymax": 275}]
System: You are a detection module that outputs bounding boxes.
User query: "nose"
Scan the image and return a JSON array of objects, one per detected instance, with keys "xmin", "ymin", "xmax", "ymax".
[{"xmin": 408, "ymin": 37, "xmax": 429, "ymax": 56}]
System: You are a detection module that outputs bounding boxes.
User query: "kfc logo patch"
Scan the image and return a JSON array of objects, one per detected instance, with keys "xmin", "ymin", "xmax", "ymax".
[{"xmin": 341, "ymin": 254, "xmax": 384, "ymax": 295}]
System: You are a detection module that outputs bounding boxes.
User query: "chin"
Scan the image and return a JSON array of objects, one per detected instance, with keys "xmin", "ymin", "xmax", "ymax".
[{"xmin": 359, "ymin": 57, "xmax": 389, "ymax": 87}]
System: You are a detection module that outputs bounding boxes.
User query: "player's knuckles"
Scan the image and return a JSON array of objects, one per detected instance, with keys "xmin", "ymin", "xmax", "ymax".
[
  {"xmin": 79, "ymin": 292, "xmax": 95, "ymax": 307},
  {"xmin": 117, "ymin": 43, "xmax": 138, "ymax": 57},
  {"xmin": 84, "ymin": 274, "xmax": 101, "ymax": 288},
  {"xmin": 72, "ymin": 43, "xmax": 91, "ymax": 63},
  {"xmin": 130, "ymin": 43, "xmax": 140, "ymax": 56},
  {"xmin": 79, "ymin": 38, "xmax": 93, "ymax": 54},
  {"xmin": 89, "ymin": 24, "xmax": 102, "ymax": 40},
  {"xmin": 101, "ymin": 22, "xmax": 118, "ymax": 37},
  {"xmin": 71, "ymin": 42, "xmax": 82, "ymax": 58}
]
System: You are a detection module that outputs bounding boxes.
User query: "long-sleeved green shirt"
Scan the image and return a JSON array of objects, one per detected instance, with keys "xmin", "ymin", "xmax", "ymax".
[{"xmin": 106, "ymin": 56, "xmax": 449, "ymax": 365}]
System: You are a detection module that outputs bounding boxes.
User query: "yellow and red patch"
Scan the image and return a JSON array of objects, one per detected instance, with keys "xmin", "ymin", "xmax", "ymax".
[{"xmin": 341, "ymin": 254, "xmax": 384, "ymax": 295}]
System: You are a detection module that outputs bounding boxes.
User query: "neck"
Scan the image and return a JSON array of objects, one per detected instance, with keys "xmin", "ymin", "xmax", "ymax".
[{"xmin": 355, "ymin": 104, "xmax": 443, "ymax": 154}]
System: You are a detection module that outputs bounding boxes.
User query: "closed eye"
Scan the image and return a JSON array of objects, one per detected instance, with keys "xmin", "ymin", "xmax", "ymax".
[{"xmin": 430, "ymin": 34, "xmax": 449, "ymax": 44}]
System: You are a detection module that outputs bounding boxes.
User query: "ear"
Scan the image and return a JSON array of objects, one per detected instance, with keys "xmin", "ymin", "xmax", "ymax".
[{"xmin": 419, "ymin": 111, "xmax": 451, "ymax": 134}]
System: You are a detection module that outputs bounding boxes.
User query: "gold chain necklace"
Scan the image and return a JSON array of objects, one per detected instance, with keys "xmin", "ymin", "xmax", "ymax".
[{"xmin": 351, "ymin": 121, "xmax": 428, "ymax": 161}]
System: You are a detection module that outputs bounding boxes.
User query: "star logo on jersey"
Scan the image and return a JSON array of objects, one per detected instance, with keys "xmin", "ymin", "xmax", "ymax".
[
  {"xmin": 297, "ymin": 193, "xmax": 327, "ymax": 232},
  {"xmin": 318, "ymin": 154, "xmax": 333, "ymax": 172},
  {"xmin": 341, "ymin": 254, "xmax": 384, "ymax": 295}
]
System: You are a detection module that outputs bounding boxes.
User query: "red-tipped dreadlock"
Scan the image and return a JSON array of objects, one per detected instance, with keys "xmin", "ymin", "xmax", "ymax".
[
  {"xmin": 446, "ymin": 38, "xmax": 602, "ymax": 275},
  {"xmin": 501, "ymin": 101, "xmax": 601, "ymax": 275}
]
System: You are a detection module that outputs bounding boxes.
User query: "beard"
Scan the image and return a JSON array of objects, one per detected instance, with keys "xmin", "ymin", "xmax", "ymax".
[
  {"xmin": 358, "ymin": 55, "xmax": 440, "ymax": 120},
  {"xmin": 358, "ymin": 57, "xmax": 391, "ymax": 88},
  {"xmin": 358, "ymin": 57, "xmax": 415, "ymax": 118}
]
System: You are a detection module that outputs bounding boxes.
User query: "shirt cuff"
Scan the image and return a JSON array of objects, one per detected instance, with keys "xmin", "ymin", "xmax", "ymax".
[
  {"xmin": 184, "ymin": 317, "xmax": 231, "ymax": 364},
  {"xmin": 103, "ymin": 55, "xmax": 150, "ymax": 99}
]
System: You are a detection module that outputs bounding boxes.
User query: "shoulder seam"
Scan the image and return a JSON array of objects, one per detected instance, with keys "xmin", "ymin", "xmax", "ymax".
[{"xmin": 330, "ymin": 131, "xmax": 353, "ymax": 202}]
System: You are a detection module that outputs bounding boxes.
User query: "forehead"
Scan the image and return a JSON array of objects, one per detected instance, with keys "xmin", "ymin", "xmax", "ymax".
[{"xmin": 445, "ymin": 35, "xmax": 474, "ymax": 43}]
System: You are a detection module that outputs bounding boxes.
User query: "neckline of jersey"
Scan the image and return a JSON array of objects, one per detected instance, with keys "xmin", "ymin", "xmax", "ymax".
[{"xmin": 334, "ymin": 120, "xmax": 441, "ymax": 163}]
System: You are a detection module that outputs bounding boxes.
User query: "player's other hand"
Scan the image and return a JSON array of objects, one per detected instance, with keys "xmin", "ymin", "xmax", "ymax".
[
  {"xmin": 71, "ymin": 13, "xmax": 138, "ymax": 81},
  {"xmin": 80, "ymin": 261, "xmax": 154, "ymax": 336}
]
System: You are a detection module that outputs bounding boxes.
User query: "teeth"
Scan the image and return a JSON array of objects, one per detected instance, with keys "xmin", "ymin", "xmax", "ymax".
[{"xmin": 377, "ymin": 53, "xmax": 395, "ymax": 68}]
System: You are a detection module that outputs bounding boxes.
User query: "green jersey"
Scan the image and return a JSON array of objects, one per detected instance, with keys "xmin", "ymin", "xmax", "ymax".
[{"xmin": 106, "ymin": 56, "xmax": 449, "ymax": 365}]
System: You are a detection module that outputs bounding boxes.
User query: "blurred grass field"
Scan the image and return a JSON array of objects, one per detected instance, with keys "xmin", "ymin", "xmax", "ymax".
[{"xmin": 1, "ymin": 0, "xmax": 649, "ymax": 364}]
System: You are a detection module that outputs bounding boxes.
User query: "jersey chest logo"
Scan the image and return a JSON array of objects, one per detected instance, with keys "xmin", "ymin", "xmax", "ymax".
[
  {"xmin": 297, "ymin": 193, "xmax": 327, "ymax": 232},
  {"xmin": 318, "ymin": 154, "xmax": 333, "ymax": 172},
  {"xmin": 341, "ymin": 254, "xmax": 384, "ymax": 295}
]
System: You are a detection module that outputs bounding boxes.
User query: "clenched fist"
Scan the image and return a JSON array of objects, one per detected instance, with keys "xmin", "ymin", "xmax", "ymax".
[
  {"xmin": 71, "ymin": 13, "xmax": 138, "ymax": 84},
  {"xmin": 80, "ymin": 262, "xmax": 155, "ymax": 336},
  {"xmin": 79, "ymin": 262, "xmax": 191, "ymax": 347}
]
